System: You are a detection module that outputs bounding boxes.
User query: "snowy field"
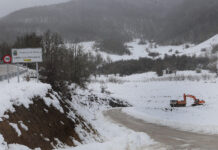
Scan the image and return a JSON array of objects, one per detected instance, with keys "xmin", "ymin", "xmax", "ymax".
[
  {"xmin": 89, "ymin": 70, "xmax": 218, "ymax": 135},
  {"xmin": 74, "ymin": 34, "xmax": 218, "ymax": 62}
]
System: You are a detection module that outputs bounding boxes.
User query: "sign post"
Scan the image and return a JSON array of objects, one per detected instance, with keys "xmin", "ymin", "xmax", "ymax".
[
  {"xmin": 7, "ymin": 64, "xmax": 9, "ymax": 83},
  {"xmin": 36, "ymin": 62, "xmax": 39, "ymax": 83},
  {"xmin": 3, "ymin": 55, "xmax": 12, "ymax": 83},
  {"xmin": 12, "ymin": 48, "xmax": 42, "ymax": 83},
  {"xmin": 16, "ymin": 64, "xmax": 20, "ymax": 83}
]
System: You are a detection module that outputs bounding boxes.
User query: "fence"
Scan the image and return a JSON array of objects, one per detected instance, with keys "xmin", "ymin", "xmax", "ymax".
[{"xmin": 0, "ymin": 68, "xmax": 28, "ymax": 81}]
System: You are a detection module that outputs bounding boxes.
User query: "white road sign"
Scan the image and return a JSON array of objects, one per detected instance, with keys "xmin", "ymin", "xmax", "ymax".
[{"xmin": 12, "ymin": 48, "xmax": 42, "ymax": 63}]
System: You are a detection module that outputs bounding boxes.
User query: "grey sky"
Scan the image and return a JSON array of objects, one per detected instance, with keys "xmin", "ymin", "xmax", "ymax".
[{"xmin": 0, "ymin": 0, "xmax": 70, "ymax": 18}]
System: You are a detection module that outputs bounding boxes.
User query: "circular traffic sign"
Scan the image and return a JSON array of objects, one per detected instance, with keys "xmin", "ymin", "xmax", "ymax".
[{"xmin": 3, "ymin": 55, "xmax": 12, "ymax": 64}]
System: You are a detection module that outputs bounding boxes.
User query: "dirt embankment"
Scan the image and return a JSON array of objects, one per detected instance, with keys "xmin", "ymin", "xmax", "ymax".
[{"xmin": 0, "ymin": 90, "xmax": 98, "ymax": 150}]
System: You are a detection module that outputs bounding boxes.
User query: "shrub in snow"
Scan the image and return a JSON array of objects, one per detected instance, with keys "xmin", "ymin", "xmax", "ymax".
[
  {"xmin": 212, "ymin": 44, "xmax": 218, "ymax": 54},
  {"xmin": 207, "ymin": 62, "xmax": 218, "ymax": 74},
  {"xmin": 168, "ymin": 49, "xmax": 173, "ymax": 53},
  {"xmin": 196, "ymin": 69, "xmax": 202, "ymax": 74},
  {"xmin": 175, "ymin": 50, "xmax": 180, "ymax": 54},
  {"xmin": 185, "ymin": 44, "xmax": 190, "ymax": 49},
  {"xmin": 107, "ymin": 77, "xmax": 123, "ymax": 84},
  {"xmin": 148, "ymin": 52, "xmax": 160, "ymax": 58},
  {"xmin": 23, "ymin": 75, "xmax": 30, "ymax": 82},
  {"xmin": 138, "ymin": 39, "xmax": 147, "ymax": 45},
  {"xmin": 100, "ymin": 83, "xmax": 107, "ymax": 93},
  {"xmin": 156, "ymin": 70, "xmax": 163, "ymax": 77},
  {"xmin": 201, "ymin": 48, "xmax": 206, "ymax": 52}
]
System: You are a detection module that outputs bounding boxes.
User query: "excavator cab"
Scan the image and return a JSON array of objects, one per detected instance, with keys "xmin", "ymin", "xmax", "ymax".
[
  {"xmin": 170, "ymin": 94, "xmax": 205, "ymax": 107},
  {"xmin": 170, "ymin": 100, "xmax": 186, "ymax": 107}
]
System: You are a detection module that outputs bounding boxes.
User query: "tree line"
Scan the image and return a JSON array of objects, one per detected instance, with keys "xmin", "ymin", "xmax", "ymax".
[{"xmin": 98, "ymin": 55, "xmax": 210, "ymax": 76}]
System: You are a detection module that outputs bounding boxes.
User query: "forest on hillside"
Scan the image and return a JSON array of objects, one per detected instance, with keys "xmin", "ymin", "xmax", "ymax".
[{"xmin": 0, "ymin": 0, "xmax": 217, "ymax": 48}]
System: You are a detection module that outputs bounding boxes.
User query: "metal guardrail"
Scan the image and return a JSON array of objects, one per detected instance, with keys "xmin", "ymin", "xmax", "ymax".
[{"xmin": 0, "ymin": 68, "xmax": 28, "ymax": 82}]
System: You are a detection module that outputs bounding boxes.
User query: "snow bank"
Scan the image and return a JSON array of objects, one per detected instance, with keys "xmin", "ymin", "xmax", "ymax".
[
  {"xmin": 0, "ymin": 75, "xmax": 68, "ymax": 149},
  {"xmin": 0, "ymin": 77, "xmax": 51, "ymax": 117},
  {"xmin": 59, "ymin": 132, "xmax": 155, "ymax": 150}
]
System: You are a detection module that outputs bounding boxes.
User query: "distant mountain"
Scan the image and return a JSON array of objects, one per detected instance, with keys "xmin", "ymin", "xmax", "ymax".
[
  {"xmin": 161, "ymin": 0, "xmax": 218, "ymax": 44},
  {"xmin": 0, "ymin": 0, "xmax": 217, "ymax": 44},
  {"xmin": 0, "ymin": 0, "xmax": 70, "ymax": 18}
]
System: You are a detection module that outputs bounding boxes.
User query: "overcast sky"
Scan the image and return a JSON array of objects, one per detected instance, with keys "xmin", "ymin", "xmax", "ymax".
[{"xmin": 0, "ymin": 0, "xmax": 70, "ymax": 18}]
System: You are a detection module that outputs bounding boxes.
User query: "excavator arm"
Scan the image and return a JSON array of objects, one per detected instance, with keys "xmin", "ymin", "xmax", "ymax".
[
  {"xmin": 184, "ymin": 94, "xmax": 205, "ymax": 106},
  {"xmin": 184, "ymin": 94, "xmax": 197, "ymax": 102}
]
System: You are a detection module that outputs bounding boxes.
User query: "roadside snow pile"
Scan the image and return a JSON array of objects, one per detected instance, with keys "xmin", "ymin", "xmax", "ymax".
[
  {"xmin": 89, "ymin": 71, "xmax": 218, "ymax": 134},
  {"xmin": 0, "ymin": 78, "xmax": 51, "ymax": 117},
  {"xmin": 71, "ymin": 34, "xmax": 218, "ymax": 62},
  {"xmin": 59, "ymin": 132, "xmax": 155, "ymax": 150}
]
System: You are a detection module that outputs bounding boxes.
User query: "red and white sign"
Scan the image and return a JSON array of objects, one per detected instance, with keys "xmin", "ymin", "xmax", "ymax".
[{"xmin": 3, "ymin": 55, "xmax": 12, "ymax": 64}]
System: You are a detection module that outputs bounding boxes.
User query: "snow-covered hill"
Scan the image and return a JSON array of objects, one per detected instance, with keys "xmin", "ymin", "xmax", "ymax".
[
  {"xmin": 77, "ymin": 34, "xmax": 218, "ymax": 62},
  {"xmin": 0, "ymin": 74, "xmax": 101, "ymax": 149}
]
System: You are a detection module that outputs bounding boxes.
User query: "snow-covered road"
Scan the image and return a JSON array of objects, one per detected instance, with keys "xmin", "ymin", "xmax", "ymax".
[{"xmin": 105, "ymin": 109, "xmax": 218, "ymax": 150}]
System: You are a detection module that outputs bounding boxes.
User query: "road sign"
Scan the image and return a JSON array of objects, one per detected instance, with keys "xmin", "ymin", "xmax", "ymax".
[
  {"xmin": 3, "ymin": 55, "xmax": 12, "ymax": 64},
  {"xmin": 2, "ymin": 55, "xmax": 12, "ymax": 83},
  {"xmin": 12, "ymin": 48, "xmax": 42, "ymax": 63}
]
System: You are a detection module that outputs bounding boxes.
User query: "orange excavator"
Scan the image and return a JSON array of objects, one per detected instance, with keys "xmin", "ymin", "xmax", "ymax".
[{"xmin": 170, "ymin": 94, "xmax": 205, "ymax": 107}]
